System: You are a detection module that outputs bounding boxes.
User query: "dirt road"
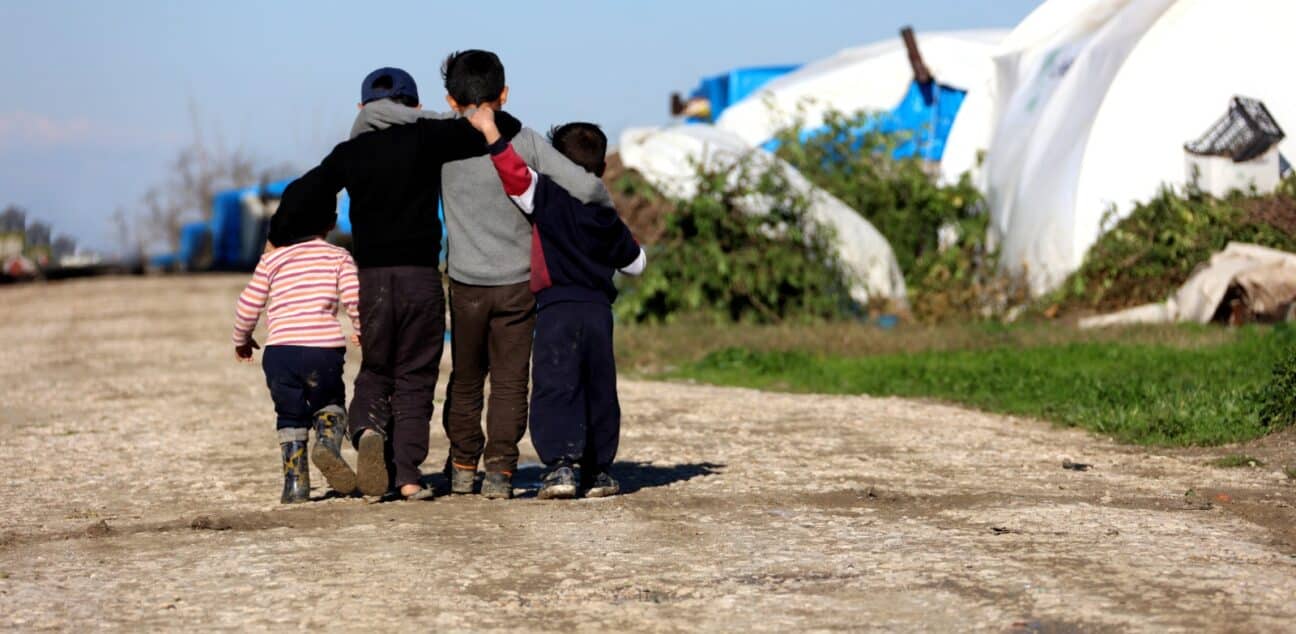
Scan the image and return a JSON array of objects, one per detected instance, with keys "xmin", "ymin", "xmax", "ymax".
[{"xmin": 2, "ymin": 275, "xmax": 1295, "ymax": 631}]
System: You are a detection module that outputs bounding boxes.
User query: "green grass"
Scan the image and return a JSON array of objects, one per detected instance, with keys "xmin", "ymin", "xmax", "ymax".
[
  {"xmin": 672, "ymin": 325, "xmax": 1296, "ymax": 447},
  {"xmin": 1209, "ymin": 454, "xmax": 1265, "ymax": 468}
]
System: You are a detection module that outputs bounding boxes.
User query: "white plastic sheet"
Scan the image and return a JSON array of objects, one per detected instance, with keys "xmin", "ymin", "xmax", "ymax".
[
  {"xmin": 1079, "ymin": 243, "xmax": 1296, "ymax": 328},
  {"xmin": 984, "ymin": 0, "xmax": 1296, "ymax": 294},
  {"xmin": 619, "ymin": 124, "xmax": 908, "ymax": 306}
]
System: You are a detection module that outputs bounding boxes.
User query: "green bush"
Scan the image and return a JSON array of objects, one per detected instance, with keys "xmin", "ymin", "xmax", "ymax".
[
  {"xmin": 1258, "ymin": 334, "xmax": 1296, "ymax": 431},
  {"xmin": 773, "ymin": 109, "xmax": 1018, "ymax": 320},
  {"xmin": 615, "ymin": 160, "xmax": 854, "ymax": 324},
  {"xmin": 1053, "ymin": 178, "xmax": 1296, "ymax": 312}
]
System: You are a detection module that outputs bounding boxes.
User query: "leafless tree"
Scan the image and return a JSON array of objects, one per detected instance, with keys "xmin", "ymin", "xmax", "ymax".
[{"xmin": 133, "ymin": 101, "xmax": 294, "ymax": 251}]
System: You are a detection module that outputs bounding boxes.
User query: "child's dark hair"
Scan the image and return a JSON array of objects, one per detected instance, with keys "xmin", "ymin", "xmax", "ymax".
[
  {"xmin": 549, "ymin": 123, "xmax": 608, "ymax": 177},
  {"xmin": 368, "ymin": 73, "xmax": 419, "ymax": 108},
  {"xmin": 441, "ymin": 50, "xmax": 505, "ymax": 106}
]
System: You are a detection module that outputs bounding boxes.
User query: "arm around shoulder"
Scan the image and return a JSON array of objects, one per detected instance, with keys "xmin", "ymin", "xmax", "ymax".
[{"xmin": 520, "ymin": 128, "xmax": 613, "ymax": 207}]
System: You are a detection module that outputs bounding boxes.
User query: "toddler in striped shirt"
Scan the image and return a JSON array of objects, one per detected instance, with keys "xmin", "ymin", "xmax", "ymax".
[{"xmin": 232, "ymin": 230, "xmax": 362, "ymax": 504}]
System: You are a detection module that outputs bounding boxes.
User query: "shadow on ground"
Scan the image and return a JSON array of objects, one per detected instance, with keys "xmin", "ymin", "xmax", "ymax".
[{"xmin": 505, "ymin": 460, "xmax": 725, "ymax": 496}]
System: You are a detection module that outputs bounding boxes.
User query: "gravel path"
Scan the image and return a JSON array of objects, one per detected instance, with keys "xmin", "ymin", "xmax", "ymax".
[{"xmin": 2, "ymin": 275, "xmax": 1294, "ymax": 632}]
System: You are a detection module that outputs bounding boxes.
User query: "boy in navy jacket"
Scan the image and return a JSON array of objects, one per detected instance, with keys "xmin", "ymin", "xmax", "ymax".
[{"xmin": 468, "ymin": 107, "xmax": 646, "ymax": 499}]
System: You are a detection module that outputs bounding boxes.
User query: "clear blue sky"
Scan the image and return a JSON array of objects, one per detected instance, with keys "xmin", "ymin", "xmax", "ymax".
[{"xmin": 0, "ymin": 0, "xmax": 1042, "ymax": 252}]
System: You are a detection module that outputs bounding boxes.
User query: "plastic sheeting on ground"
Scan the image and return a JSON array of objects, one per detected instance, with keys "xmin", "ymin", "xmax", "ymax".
[
  {"xmin": 618, "ymin": 124, "xmax": 908, "ymax": 307},
  {"xmin": 983, "ymin": 0, "xmax": 1296, "ymax": 295},
  {"xmin": 714, "ymin": 30, "xmax": 1007, "ymax": 181},
  {"xmin": 1079, "ymin": 243, "xmax": 1296, "ymax": 329}
]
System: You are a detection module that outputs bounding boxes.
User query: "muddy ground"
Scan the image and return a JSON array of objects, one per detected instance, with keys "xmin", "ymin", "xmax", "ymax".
[{"xmin": 2, "ymin": 275, "xmax": 1295, "ymax": 632}]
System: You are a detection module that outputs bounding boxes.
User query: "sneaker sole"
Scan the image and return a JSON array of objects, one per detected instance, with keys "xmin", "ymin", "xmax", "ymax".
[
  {"xmin": 538, "ymin": 484, "xmax": 577, "ymax": 500},
  {"xmin": 355, "ymin": 433, "xmax": 389, "ymax": 497},
  {"xmin": 311, "ymin": 444, "xmax": 357, "ymax": 495},
  {"xmin": 584, "ymin": 485, "xmax": 620, "ymax": 498}
]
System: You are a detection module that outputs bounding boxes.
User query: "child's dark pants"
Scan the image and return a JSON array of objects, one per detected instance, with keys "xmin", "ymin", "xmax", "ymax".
[
  {"xmin": 443, "ymin": 280, "xmax": 536, "ymax": 474},
  {"xmin": 529, "ymin": 301, "xmax": 620, "ymax": 472},
  {"xmin": 348, "ymin": 266, "xmax": 446, "ymax": 488},
  {"xmin": 262, "ymin": 345, "xmax": 346, "ymax": 431}
]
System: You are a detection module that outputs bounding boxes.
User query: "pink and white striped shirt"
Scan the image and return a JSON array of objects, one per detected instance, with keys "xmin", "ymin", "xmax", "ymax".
[{"xmin": 232, "ymin": 239, "xmax": 361, "ymax": 348}]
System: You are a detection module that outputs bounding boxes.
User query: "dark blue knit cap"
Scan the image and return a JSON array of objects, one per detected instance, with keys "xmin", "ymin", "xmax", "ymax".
[{"xmin": 360, "ymin": 67, "xmax": 419, "ymax": 104}]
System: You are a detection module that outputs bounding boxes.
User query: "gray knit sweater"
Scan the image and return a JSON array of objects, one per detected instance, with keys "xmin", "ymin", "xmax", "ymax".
[{"xmin": 350, "ymin": 102, "xmax": 612, "ymax": 286}]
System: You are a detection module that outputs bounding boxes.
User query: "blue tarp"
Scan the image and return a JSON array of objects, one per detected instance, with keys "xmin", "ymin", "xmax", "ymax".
[
  {"xmin": 762, "ymin": 80, "xmax": 967, "ymax": 162},
  {"xmin": 688, "ymin": 65, "xmax": 800, "ymax": 123},
  {"xmin": 157, "ymin": 178, "xmax": 455, "ymax": 271}
]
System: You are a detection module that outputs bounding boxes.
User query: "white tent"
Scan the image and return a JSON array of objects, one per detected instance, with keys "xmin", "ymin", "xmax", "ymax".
[
  {"xmin": 619, "ymin": 124, "xmax": 908, "ymax": 307},
  {"xmin": 983, "ymin": 0, "xmax": 1296, "ymax": 295},
  {"xmin": 714, "ymin": 29, "xmax": 1008, "ymax": 178}
]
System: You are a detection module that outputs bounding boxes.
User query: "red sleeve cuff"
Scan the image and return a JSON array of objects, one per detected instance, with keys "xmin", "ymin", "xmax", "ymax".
[{"xmin": 489, "ymin": 143, "xmax": 532, "ymax": 195}]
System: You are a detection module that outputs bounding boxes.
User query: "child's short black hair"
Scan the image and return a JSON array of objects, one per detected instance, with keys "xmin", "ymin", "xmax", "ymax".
[
  {"xmin": 441, "ymin": 50, "xmax": 505, "ymax": 106},
  {"xmin": 549, "ymin": 123, "xmax": 608, "ymax": 178}
]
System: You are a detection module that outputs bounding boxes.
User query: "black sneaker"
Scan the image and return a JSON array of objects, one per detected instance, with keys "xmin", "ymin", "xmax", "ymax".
[
  {"xmin": 311, "ymin": 406, "xmax": 356, "ymax": 495},
  {"xmin": 584, "ymin": 472, "xmax": 620, "ymax": 498},
  {"xmin": 538, "ymin": 465, "xmax": 577, "ymax": 500},
  {"xmin": 481, "ymin": 471, "xmax": 513, "ymax": 500},
  {"xmin": 279, "ymin": 440, "xmax": 310, "ymax": 504},
  {"xmin": 355, "ymin": 430, "xmax": 389, "ymax": 497}
]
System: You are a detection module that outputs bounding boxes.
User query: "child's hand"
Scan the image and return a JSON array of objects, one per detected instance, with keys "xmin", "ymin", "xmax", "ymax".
[
  {"xmin": 467, "ymin": 106, "xmax": 501, "ymax": 145},
  {"xmin": 235, "ymin": 338, "xmax": 260, "ymax": 362},
  {"xmin": 350, "ymin": 333, "xmax": 361, "ymax": 346}
]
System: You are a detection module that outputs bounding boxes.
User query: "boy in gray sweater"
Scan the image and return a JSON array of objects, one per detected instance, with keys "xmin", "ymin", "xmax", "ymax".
[
  {"xmin": 440, "ymin": 50, "xmax": 612, "ymax": 498},
  {"xmin": 353, "ymin": 50, "xmax": 612, "ymax": 498}
]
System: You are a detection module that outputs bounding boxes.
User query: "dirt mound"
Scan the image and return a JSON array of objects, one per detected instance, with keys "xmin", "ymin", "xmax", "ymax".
[
  {"xmin": 604, "ymin": 152, "xmax": 672, "ymax": 244},
  {"xmin": 1239, "ymin": 192, "xmax": 1296, "ymax": 238}
]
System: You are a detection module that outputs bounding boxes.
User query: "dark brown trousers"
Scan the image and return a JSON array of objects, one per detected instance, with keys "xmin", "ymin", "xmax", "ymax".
[
  {"xmin": 348, "ymin": 266, "xmax": 445, "ymax": 489},
  {"xmin": 443, "ymin": 279, "xmax": 536, "ymax": 473}
]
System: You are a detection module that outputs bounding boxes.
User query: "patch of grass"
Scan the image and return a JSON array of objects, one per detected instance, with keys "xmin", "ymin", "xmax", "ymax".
[
  {"xmin": 615, "ymin": 319, "xmax": 1237, "ymax": 374},
  {"xmin": 1210, "ymin": 454, "xmax": 1265, "ymax": 468},
  {"xmin": 1284, "ymin": 466, "xmax": 1296, "ymax": 480},
  {"xmin": 671, "ymin": 325, "xmax": 1296, "ymax": 446}
]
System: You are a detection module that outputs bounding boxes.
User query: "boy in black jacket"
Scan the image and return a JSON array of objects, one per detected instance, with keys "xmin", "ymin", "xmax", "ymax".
[
  {"xmin": 269, "ymin": 69, "xmax": 522, "ymax": 499},
  {"xmin": 468, "ymin": 107, "xmax": 646, "ymax": 499}
]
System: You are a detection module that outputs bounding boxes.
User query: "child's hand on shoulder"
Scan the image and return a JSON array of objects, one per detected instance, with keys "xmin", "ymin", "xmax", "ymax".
[
  {"xmin": 467, "ymin": 106, "xmax": 501, "ymax": 144},
  {"xmin": 235, "ymin": 338, "xmax": 260, "ymax": 363}
]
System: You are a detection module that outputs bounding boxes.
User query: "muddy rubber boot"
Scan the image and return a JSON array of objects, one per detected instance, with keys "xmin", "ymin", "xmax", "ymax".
[
  {"xmin": 481, "ymin": 471, "xmax": 513, "ymax": 500},
  {"xmin": 279, "ymin": 432, "xmax": 310, "ymax": 504},
  {"xmin": 311, "ymin": 405, "xmax": 357, "ymax": 495},
  {"xmin": 355, "ymin": 429, "xmax": 390, "ymax": 498}
]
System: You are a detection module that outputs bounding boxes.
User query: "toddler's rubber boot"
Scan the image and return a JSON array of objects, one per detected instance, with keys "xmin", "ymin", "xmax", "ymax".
[
  {"xmin": 279, "ymin": 437, "xmax": 310, "ymax": 504},
  {"xmin": 355, "ymin": 429, "xmax": 390, "ymax": 498},
  {"xmin": 312, "ymin": 405, "xmax": 357, "ymax": 495}
]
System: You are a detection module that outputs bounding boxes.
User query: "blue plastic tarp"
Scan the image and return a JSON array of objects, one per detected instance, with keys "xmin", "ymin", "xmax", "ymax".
[
  {"xmin": 688, "ymin": 65, "xmax": 799, "ymax": 123},
  {"xmin": 761, "ymin": 80, "xmax": 967, "ymax": 162}
]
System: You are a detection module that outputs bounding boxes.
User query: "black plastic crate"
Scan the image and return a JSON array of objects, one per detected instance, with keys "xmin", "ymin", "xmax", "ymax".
[{"xmin": 1185, "ymin": 96, "xmax": 1285, "ymax": 162}]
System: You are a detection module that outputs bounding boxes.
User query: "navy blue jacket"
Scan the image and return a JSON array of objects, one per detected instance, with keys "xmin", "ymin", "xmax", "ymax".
[{"xmin": 488, "ymin": 141, "xmax": 641, "ymax": 308}]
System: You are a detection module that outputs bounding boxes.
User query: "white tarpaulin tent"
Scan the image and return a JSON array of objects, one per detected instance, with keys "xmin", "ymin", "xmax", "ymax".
[
  {"xmin": 714, "ymin": 29, "xmax": 1007, "ymax": 177},
  {"xmin": 619, "ymin": 124, "xmax": 908, "ymax": 306},
  {"xmin": 983, "ymin": 0, "xmax": 1296, "ymax": 295}
]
